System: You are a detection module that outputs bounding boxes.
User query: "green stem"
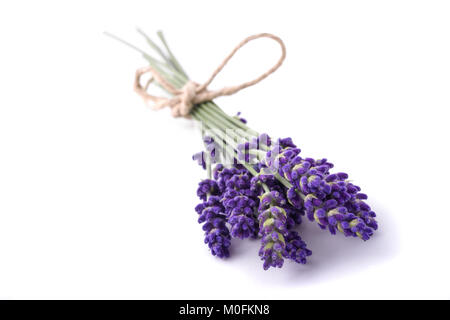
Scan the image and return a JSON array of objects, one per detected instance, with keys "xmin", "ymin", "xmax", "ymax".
[
  {"xmin": 194, "ymin": 107, "xmax": 244, "ymax": 144},
  {"xmin": 200, "ymin": 103, "xmax": 257, "ymax": 140},
  {"xmin": 157, "ymin": 31, "xmax": 189, "ymax": 78},
  {"xmin": 193, "ymin": 110, "xmax": 240, "ymax": 159},
  {"xmin": 137, "ymin": 28, "xmax": 173, "ymax": 67},
  {"xmin": 203, "ymin": 102, "xmax": 259, "ymax": 136}
]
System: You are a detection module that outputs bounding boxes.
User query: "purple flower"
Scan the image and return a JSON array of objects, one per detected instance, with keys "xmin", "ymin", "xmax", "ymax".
[
  {"xmin": 214, "ymin": 165, "xmax": 243, "ymax": 192},
  {"xmin": 269, "ymin": 138, "xmax": 378, "ymax": 241},
  {"xmin": 283, "ymin": 205, "xmax": 303, "ymax": 228},
  {"xmin": 195, "ymin": 194, "xmax": 231, "ymax": 258},
  {"xmin": 195, "ymin": 195, "xmax": 222, "ymax": 222},
  {"xmin": 223, "ymin": 191, "xmax": 258, "ymax": 239},
  {"xmin": 203, "ymin": 217, "xmax": 231, "ymax": 258},
  {"xmin": 203, "ymin": 136, "xmax": 219, "ymax": 163},
  {"xmin": 222, "ymin": 168, "xmax": 259, "ymax": 239},
  {"xmin": 250, "ymin": 166, "xmax": 305, "ymax": 230},
  {"xmin": 302, "ymin": 173, "xmax": 378, "ymax": 240},
  {"xmin": 192, "ymin": 136, "xmax": 219, "ymax": 169},
  {"xmin": 196, "ymin": 179, "xmax": 220, "ymax": 201},
  {"xmin": 235, "ymin": 112, "xmax": 247, "ymax": 124},
  {"xmin": 192, "ymin": 151, "xmax": 206, "ymax": 170},
  {"xmin": 257, "ymin": 191, "xmax": 289, "ymax": 270},
  {"xmin": 265, "ymin": 142, "xmax": 301, "ymax": 173},
  {"xmin": 287, "ymin": 187, "xmax": 302, "ymax": 209},
  {"xmin": 225, "ymin": 169, "xmax": 252, "ymax": 193},
  {"xmin": 278, "ymin": 137, "xmax": 297, "ymax": 149},
  {"xmin": 250, "ymin": 173, "xmax": 281, "ymax": 195},
  {"xmin": 283, "ymin": 230, "xmax": 312, "ymax": 264}
]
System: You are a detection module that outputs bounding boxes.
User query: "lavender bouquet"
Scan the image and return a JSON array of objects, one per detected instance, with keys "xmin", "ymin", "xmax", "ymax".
[{"xmin": 108, "ymin": 30, "xmax": 378, "ymax": 270}]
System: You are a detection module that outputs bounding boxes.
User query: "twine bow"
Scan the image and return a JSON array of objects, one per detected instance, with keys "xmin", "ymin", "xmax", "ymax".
[{"xmin": 134, "ymin": 33, "xmax": 286, "ymax": 118}]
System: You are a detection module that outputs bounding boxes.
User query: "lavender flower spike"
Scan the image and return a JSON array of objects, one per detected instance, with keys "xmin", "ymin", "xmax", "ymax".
[
  {"xmin": 223, "ymin": 190, "xmax": 258, "ymax": 239},
  {"xmin": 195, "ymin": 180, "xmax": 231, "ymax": 258},
  {"xmin": 283, "ymin": 231, "xmax": 312, "ymax": 264},
  {"xmin": 196, "ymin": 179, "xmax": 220, "ymax": 201},
  {"xmin": 257, "ymin": 190, "xmax": 288, "ymax": 270}
]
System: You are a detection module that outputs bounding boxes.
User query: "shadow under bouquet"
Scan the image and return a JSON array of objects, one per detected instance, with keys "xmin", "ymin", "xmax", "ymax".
[{"xmin": 109, "ymin": 30, "xmax": 378, "ymax": 270}]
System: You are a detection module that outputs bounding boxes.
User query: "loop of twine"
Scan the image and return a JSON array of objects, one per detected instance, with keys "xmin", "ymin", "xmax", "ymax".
[{"xmin": 134, "ymin": 33, "xmax": 286, "ymax": 118}]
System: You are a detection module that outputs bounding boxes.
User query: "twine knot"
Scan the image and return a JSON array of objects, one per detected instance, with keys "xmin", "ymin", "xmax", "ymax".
[
  {"xmin": 179, "ymin": 81, "xmax": 200, "ymax": 117},
  {"xmin": 134, "ymin": 33, "xmax": 286, "ymax": 118}
]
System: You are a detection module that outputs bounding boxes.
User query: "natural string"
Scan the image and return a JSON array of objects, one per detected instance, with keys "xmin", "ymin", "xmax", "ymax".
[{"xmin": 134, "ymin": 33, "xmax": 286, "ymax": 118}]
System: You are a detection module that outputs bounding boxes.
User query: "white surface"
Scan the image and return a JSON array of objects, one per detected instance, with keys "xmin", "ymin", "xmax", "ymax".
[{"xmin": 0, "ymin": 0, "xmax": 449, "ymax": 299}]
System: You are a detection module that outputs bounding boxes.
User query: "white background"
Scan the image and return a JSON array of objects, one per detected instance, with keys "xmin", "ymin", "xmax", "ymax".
[{"xmin": 0, "ymin": 0, "xmax": 449, "ymax": 299}]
